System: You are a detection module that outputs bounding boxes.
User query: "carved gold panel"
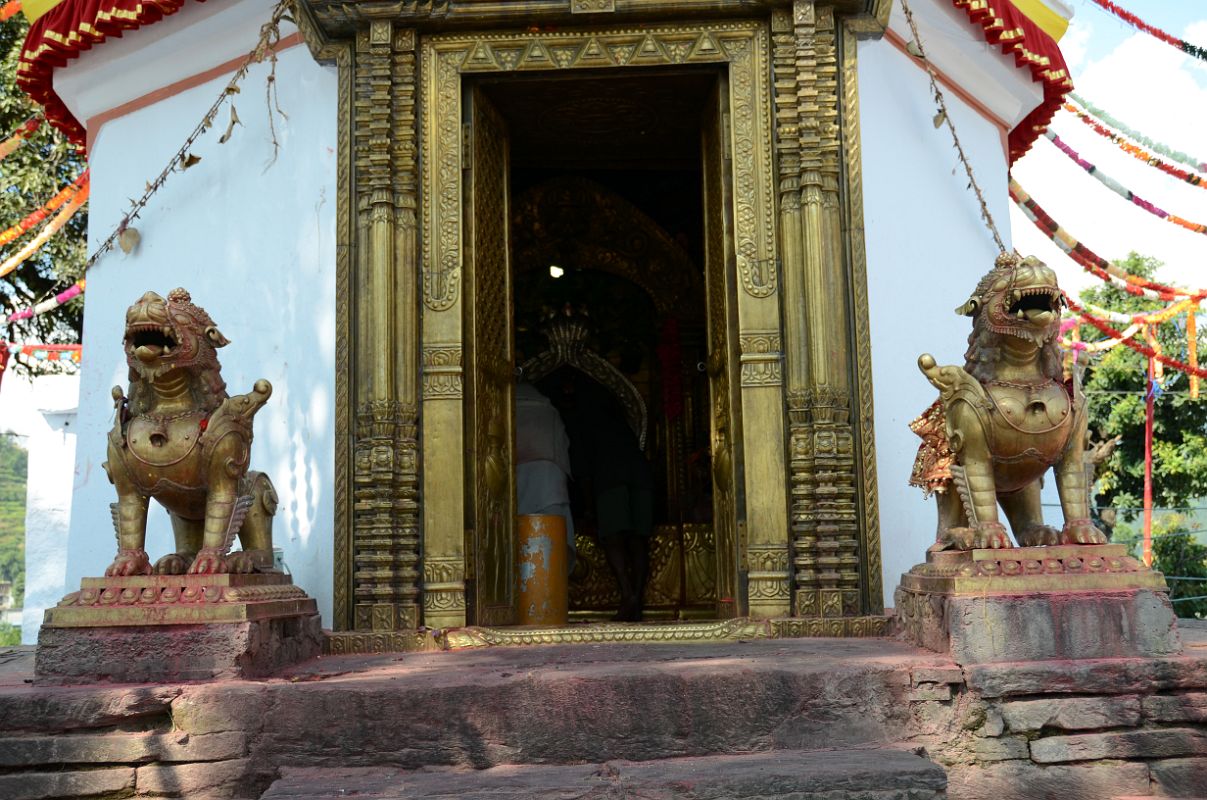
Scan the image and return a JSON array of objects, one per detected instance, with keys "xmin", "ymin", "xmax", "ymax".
[{"xmin": 466, "ymin": 87, "xmax": 517, "ymax": 628}]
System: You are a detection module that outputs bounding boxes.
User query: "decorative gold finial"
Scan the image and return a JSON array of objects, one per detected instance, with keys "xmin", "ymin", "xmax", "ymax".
[{"xmin": 994, "ymin": 251, "xmax": 1022, "ymax": 269}]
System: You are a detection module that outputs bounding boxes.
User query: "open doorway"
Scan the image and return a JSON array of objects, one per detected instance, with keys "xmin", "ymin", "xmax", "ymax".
[{"xmin": 463, "ymin": 69, "xmax": 740, "ymax": 625}]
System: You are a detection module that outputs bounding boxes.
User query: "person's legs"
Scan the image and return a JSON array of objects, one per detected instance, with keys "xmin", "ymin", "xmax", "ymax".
[
  {"xmin": 625, "ymin": 486, "xmax": 654, "ymax": 621},
  {"xmin": 596, "ymin": 484, "xmax": 636, "ymax": 620},
  {"xmin": 601, "ymin": 533, "xmax": 635, "ymax": 621},
  {"xmin": 624, "ymin": 534, "xmax": 649, "ymax": 622}
]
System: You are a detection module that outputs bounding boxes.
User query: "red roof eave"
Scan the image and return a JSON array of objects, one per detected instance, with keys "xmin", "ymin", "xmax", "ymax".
[
  {"xmin": 19, "ymin": 0, "xmax": 1070, "ymax": 162},
  {"xmin": 952, "ymin": 0, "xmax": 1074, "ymax": 164},
  {"xmin": 17, "ymin": 0, "xmax": 203, "ymax": 150}
]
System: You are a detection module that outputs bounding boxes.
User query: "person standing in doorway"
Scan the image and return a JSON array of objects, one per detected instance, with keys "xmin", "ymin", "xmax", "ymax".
[{"xmin": 563, "ymin": 373, "xmax": 653, "ymax": 622}]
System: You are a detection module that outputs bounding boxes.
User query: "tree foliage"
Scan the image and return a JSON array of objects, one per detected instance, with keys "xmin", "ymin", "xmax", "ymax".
[
  {"xmin": 0, "ymin": 433, "xmax": 27, "ymax": 609},
  {"xmin": 1078, "ymin": 253, "xmax": 1207, "ymax": 516},
  {"xmin": 1153, "ymin": 524, "xmax": 1207, "ymax": 619},
  {"xmin": 1076, "ymin": 254, "xmax": 1207, "ymax": 617},
  {"xmin": 0, "ymin": 17, "xmax": 86, "ymax": 368}
]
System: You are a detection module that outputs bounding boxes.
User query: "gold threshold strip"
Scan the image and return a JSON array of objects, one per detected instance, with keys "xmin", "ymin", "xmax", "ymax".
[{"xmin": 324, "ymin": 616, "xmax": 892, "ymax": 654}]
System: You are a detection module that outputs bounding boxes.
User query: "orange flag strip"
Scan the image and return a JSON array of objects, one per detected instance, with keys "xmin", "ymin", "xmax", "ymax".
[
  {"xmin": 0, "ymin": 178, "xmax": 89, "ymax": 279},
  {"xmin": 0, "ymin": 170, "xmax": 87, "ymax": 248},
  {"xmin": 1190, "ymin": 308, "xmax": 1200, "ymax": 399}
]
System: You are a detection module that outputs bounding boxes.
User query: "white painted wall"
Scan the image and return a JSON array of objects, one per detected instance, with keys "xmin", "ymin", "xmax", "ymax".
[
  {"xmin": 1, "ymin": 373, "xmax": 81, "ymax": 644},
  {"xmin": 859, "ymin": 9, "xmax": 1031, "ymax": 608},
  {"xmin": 55, "ymin": 2, "xmax": 338, "ymax": 626}
]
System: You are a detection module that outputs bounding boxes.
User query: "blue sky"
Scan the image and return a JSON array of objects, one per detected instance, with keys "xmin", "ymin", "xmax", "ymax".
[{"xmin": 1070, "ymin": 0, "xmax": 1207, "ymax": 80}]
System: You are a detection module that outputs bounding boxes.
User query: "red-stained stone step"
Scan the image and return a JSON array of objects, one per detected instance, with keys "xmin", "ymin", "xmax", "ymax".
[{"xmin": 259, "ymin": 749, "xmax": 948, "ymax": 799}]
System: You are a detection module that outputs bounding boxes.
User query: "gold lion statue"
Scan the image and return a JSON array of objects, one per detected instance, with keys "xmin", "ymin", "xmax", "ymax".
[
  {"xmin": 103, "ymin": 289, "xmax": 278, "ymax": 576},
  {"xmin": 910, "ymin": 254, "xmax": 1107, "ymax": 550}
]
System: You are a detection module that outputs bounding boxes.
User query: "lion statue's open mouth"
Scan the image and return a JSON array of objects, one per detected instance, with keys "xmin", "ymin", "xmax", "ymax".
[{"xmin": 126, "ymin": 323, "xmax": 178, "ymax": 360}]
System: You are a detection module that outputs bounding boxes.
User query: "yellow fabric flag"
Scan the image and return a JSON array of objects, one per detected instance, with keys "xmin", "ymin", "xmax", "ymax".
[
  {"xmin": 23, "ymin": 0, "xmax": 65, "ymax": 24},
  {"xmin": 1010, "ymin": 0, "xmax": 1070, "ymax": 42}
]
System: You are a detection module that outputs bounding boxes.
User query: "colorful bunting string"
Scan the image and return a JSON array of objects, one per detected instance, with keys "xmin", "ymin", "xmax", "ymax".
[
  {"xmin": 1070, "ymin": 94, "xmax": 1205, "ymax": 173},
  {"xmin": 0, "ymin": 115, "xmax": 41, "ymax": 162},
  {"xmin": 1061, "ymin": 103, "xmax": 1206, "ymax": 190},
  {"xmin": 0, "ymin": 0, "xmax": 20, "ymax": 22},
  {"xmin": 1067, "ymin": 294, "xmax": 1207, "ymax": 381},
  {"xmin": 4, "ymin": 341, "xmax": 81, "ymax": 364},
  {"xmin": 1008, "ymin": 179, "xmax": 1199, "ymax": 301},
  {"xmin": 0, "ymin": 169, "xmax": 88, "ymax": 249},
  {"xmin": 1060, "ymin": 317, "xmax": 1140, "ymax": 353},
  {"xmin": 0, "ymin": 177, "xmax": 89, "ymax": 279},
  {"xmin": 1087, "ymin": 0, "xmax": 1207, "ymax": 64},
  {"xmin": 4, "ymin": 279, "xmax": 84, "ymax": 324},
  {"xmin": 1076, "ymin": 296, "xmax": 1200, "ymax": 327},
  {"xmin": 1044, "ymin": 131, "xmax": 1207, "ymax": 236}
]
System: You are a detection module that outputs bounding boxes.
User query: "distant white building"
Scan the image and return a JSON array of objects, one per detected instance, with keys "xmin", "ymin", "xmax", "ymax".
[{"xmin": 0, "ymin": 372, "xmax": 79, "ymax": 644}]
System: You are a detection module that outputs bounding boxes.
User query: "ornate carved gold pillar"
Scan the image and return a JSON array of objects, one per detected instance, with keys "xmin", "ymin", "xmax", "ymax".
[
  {"xmin": 346, "ymin": 19, "xmax": 421, "ymax": 635},
  {"xmin": 778, "ymin": 0, "xmax": 879, "ymax": 620}
]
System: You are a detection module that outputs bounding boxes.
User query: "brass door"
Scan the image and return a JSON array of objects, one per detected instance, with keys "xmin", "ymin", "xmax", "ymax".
[
  {"xmin": 465, "ymin": 86, "xmax": 517, "ymax": 626},
  {"xmin": 702, "ymin": 78, "xmax": 743, "ymax": 618}
]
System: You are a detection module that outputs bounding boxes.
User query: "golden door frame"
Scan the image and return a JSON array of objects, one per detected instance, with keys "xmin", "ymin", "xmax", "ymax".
[
  {"xmin": 293, "ymin": 0, "xmax": 892, "ymax": 648},
  {"xmin": 420, "ymin": 21, "xmax": 789, "ymax": 628}
]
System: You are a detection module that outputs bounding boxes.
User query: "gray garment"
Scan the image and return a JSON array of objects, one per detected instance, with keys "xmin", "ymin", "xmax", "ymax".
[
  {"xmin": 516, "ymin": 382, "xmax": 572, "ymax": 476},
  {"xmin": 515, "ymin": 384, "xmax": 575, "ymax": 564}
]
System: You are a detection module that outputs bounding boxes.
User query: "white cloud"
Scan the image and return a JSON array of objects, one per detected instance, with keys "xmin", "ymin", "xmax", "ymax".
[
  {"xmin": 1183, "ymin": 21, "xmax": 1207, "ymax": 86},
  {"xmin": 1059, "ymin": 17, "xmax": 1091, "ymax": 73}
]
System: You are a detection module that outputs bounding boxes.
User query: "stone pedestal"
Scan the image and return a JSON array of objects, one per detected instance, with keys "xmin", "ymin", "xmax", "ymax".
[
  {"xmin": 35, "ymin": 573, "xmax": 321, "ymax": 684},
  {"xmin": 894, "ymin": 544, "xmax": 1183, "ymax": 664}
]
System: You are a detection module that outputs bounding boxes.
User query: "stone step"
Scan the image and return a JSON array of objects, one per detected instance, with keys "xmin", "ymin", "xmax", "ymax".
[
  {"xmin": 259, "ymin": 748, "xmax": 947, "ymax": 799},
  {"xmin": 170, "ymin": 640, "xmax": 948, "ymax": 771}
]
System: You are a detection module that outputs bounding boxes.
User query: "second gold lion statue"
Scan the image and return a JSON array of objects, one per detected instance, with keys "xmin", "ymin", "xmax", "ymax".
[{"xmin": 910, "ymin": 254, "xmax": 1107, "ymax": 550}]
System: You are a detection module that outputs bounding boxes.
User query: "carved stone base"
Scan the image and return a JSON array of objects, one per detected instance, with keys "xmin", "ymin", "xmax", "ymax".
[
  {"xmin": 894, "ymin": 544, "xmax": 1183, "ymax": 664},
  {"xmin": 36, "ymin": 574, "xmax": 321, "ymax": 684},
  {"xmin": 324, "ymin": 629, "xmax": 440, "ymax": 655}
]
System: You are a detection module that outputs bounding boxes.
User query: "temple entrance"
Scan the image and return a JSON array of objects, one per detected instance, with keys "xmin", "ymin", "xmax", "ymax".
[{"xmin": 461, "ymin": 70, "xmax": 743, "ymax": 624}]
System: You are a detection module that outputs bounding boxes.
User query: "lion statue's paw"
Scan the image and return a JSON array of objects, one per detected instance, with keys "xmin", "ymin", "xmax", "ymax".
[
  {"xmin": 938, "ymin": 527, "xmax": 976, "ymax": 551},
  {"xmin": 1061, "ymin": 519, "xmax": 1108, "ymax": 545},
  {"xmin": 154, "ymin": 553, "xmax": 191, "ymax": 575},
  {"xmin": 971, "ymin": 522, "xmax": 1013, "ymax": 550},
  {"xmin": 1016, "ymin": 524, "xmax": 1061, "ymax": 547},
  {"xmin": 226, "ymin": 550, "xmax": 268, "ymax": 574},
  {"xmin": 105, "ymin": 548, "xmax": 153, "ymax": 577},
  {"xmin": 188, "ymin": 548, "xmax": 229, "ymax": 575}
]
